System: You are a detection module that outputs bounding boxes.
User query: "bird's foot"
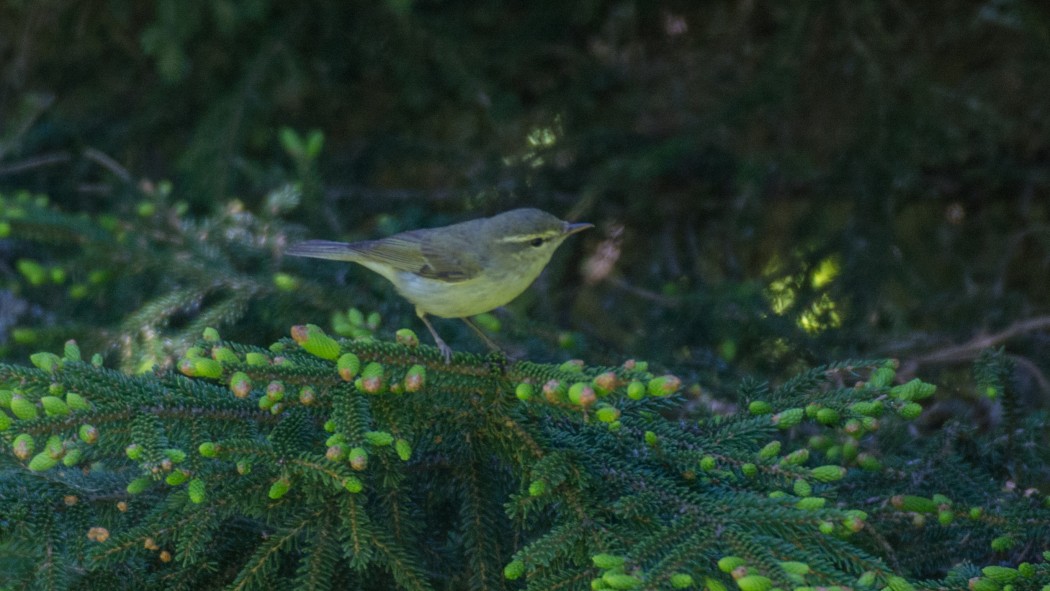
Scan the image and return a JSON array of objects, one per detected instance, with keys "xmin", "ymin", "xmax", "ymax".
[{"xmin": 437, "ymin": 341, "xmax": 453, "ymax": 365}]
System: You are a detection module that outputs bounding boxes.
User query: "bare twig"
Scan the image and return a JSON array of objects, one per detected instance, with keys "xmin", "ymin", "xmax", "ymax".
[
  {"xmin": 900, "ymin": 316, "xmax": 1050, "ymax": 396},
  {"xmin": 913, "ymin": 316, "xmax": 1050, "ymax": 364},
  {"xmin": 0, "ymin": 151, "xmax": 71, "ymax": 175},
  {"xmin": 610, "ymin": 276, "xmax": 680, "ymax": 307},
  {"xmin": 83, "ymin": 147, "xmax": 132, "ymax": 183}
]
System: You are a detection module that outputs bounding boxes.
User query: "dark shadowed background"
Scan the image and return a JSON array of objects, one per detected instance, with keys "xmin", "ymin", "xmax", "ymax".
[{"xmin": 2, "ymin": 0, "xmax": 1048, "ymax": 407}]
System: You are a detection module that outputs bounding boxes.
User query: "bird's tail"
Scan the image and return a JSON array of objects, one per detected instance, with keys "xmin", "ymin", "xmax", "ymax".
[{"xmin": 285, "ymin": 240, "xmax": 361, "ymax": 261}]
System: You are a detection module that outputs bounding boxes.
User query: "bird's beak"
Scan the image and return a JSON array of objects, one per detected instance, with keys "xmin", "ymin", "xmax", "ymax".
[{"xmin": 564, "ymin": 222, "xmax": 594, "ymax": 236}]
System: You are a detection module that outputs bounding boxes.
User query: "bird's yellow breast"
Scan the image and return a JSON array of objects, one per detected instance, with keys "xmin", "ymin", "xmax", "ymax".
[{"xmin": 390, "ymin": 269, "xmax": 539, "ymax": 318}]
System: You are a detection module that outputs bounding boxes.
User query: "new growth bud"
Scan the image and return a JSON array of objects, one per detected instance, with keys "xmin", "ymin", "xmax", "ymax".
[{"xmin": 291, "ymin": 324, "xmax": 341, "ymax": 360}]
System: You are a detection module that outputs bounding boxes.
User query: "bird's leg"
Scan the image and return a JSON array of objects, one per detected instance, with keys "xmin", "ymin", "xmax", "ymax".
[
  {"xmin": 460, "ymin": 316, "xmax": 504, "ymax": 355},
  {"xmin": 417, "ymin": 311, "xmax": 453, "ymax": 364}
]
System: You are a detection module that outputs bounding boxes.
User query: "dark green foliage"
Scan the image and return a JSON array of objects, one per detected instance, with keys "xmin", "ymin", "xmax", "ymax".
[
  {"xmin": 3, "ymin": 0, "xmax": 1050, "ymax": 386},
  {"xmin": 1, "ymin": 2, "xmax": 1050, "ymax": 590},
  {"xmin": 2, "ymin": 332, "xmax": 1048, "ymax": 589},
  {"xmin": 0, "ymin": 188, "xmax": 291, "ymax": 368}
]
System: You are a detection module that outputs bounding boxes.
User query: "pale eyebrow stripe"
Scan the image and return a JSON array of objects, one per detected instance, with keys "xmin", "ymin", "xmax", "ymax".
[{"xmin": 495, "ymin": 232, "xmax": 554, "ymax": 244}]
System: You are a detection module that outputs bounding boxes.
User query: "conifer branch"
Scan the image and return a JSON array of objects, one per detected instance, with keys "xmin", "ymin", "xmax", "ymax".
[{"xmin": 0, "ymin": 330, "xmax": 1048, "ymax": 589}]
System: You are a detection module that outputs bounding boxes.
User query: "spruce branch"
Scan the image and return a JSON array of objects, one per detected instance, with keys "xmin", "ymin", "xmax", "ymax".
[{"xmin": 0, "ymin": 330, "xmax": 1048, "ymax": 590}]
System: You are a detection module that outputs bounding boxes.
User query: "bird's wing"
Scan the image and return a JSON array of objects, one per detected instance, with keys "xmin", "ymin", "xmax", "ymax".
[
  {"xmin": 416, "ymin": 230, "xmax": 484, "ymax": 282},
  {"xmin": 347, "ymin": 230, "xmax": 482, "ymax": 283},
  {"xmin": 287, "ymin": 227, "xmax": 484, "ymax": 283}
]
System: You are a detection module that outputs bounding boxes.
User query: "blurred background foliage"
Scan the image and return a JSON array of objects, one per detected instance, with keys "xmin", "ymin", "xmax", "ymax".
[{"xmin": 1, "ymin": 0, "xmax": 1049, "ymax": 409}]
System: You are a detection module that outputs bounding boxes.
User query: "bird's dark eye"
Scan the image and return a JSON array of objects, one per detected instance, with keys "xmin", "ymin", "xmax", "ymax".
[{"xmin": 529, "ymin": 237, "xmax": 544, "ymax": 247}]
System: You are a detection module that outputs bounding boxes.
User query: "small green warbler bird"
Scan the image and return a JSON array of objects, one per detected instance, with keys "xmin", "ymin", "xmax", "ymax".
[{"xmin": 286, "ymin": 208, "xmax": 593, "ymax": 362}]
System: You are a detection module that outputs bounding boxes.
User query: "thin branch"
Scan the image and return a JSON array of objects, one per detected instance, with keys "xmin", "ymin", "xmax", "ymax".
[
  {"xmin": 912, "ymin": 316, "xmax": 1050, "ymax": 364},
  {"xmin": 0, "ymin": 152, "xmax": 71, "ymax": 175},
  {"xmin": 83, "ymin": 147, "xmax": 132, "ymax": 183}
]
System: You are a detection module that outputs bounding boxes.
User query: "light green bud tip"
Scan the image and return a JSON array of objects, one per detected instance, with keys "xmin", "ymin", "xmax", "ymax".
[
  {"xmin": 796, "ymin": 496, "xmax": 826, "ymax": 510},
  {"xmin": 717, "ymin": 556, "xmax": 744, "ymax": 573},
  {"xmin": 601, "ymin": 572, "xmax": 642, "ymax": 589},
  {"xmin": 127, "ymin": 476, "xmax": 151, "ymax": 495},
  {"xmin": 778, "ymin": 561, "xmax": 810, "ymax": 576},
  {"xmin": 211, "ymin": 346, "xmax": 239, "ymax": 364},
  {"xmin": 595, "ymin": 405, "xmax": 621, "ymax": 423},
  {"xmin": 897, "ymin": 402, "xmax": 923, "ymax": 420},
  {"xmin": 772, "ymin": 408, "xmax": 804, "ymax": 429},
  {"xmin": 748, "ymin": 400, "xmax": 773, "ymax": 415},
  {"xmin": 990, "ymin": 535, "xmax": 1015, "ymax": 552},
  {"xmin": 11, "ymin": 395, "xmax": 39, "ymax": 420},
  {"xmin": 815, "ymin": 407, "xmax": 840, "ymax": 425},
  {"xmin": 626, "ymin": 381, "xmax": 646, "ymax": 400},
  {"xmin": 41, "ymin": 396, "xmax": 70, "ymax": 417},
  {"xmin": 884, "ymin": 575, "xmax": 916, "ymax": 591},
  {"xmin": 670, "ymin": 573, "xmax": 694, "ymax": 588},
  {"xmin": 343, "ymin": 476, "xmax": 363, "ymax": 493},
  {"xmin": 395, "ymin": 439, "xmax": 412, "ymax": 461},
  {"xmin": 349, "ymin": 447, "xmax": 368, "ymax": 471},
  {"xmin": 780, "ymin": 448, "xmax": 809, "ymax": 466},
  {"xmin": 647, "ymin": 374, "xmax": 681, "ymax": 397},
  {"xmin": 810, "ymin": 465, "xmax": 846, "ymax": 482},
  {"xmin": 266, "ymin": 381, "xmax": 286, "ymax": 402},
  {"xmin": 66, "ymin": 392, "xmax": 90, "ymax": 411},
  {"xmin": 165, "ymin": 470, "xmax": 190, "ymax": 486},
  {"xmin": 404, "ymin": 365, "xmax": 426, "ymax": 392},
  {"xmin": 559, "ymin": 359, "xmax": 585, "ymax": 373},
  {"xmin": 62, "ymin": 448, "xmax": 83, "ymax": 467},
  {"xmin": 515, "ymin": 382, "xmax": 534, "ymax": 402},
  {"xmin": 188, "ymin": 357, "xmax": 222, "ymax": 379},
  {"xmin": 227, "ymin": 372, "xmax": 252, "ymax": 398},
  {"xmin": 757, "ymin": 440, "xmax": 781, "ymax": 460},
  {"xmin": 337, "ymin": 353, "xmax": 361, "ymax": 381},
  {"xmin": 188, "ymin": 478, "xmax": 206, "ymax": 503},
  {"xmin": 291, "ymin": 324, "xmax": 341, "ymax": 360},
  {"xmin": 63, "ymin": 340, "xmax": 82, "ymax": 362},
  {"xmin": 868, "ymin": 366, "xmax": 896, "ymax": 388},
  {"xmin": 889, "ymin": 378, "xmax": 937, "ymax": 401},
  {"xmin": 735, "ymin": 575, "xmax": 772, "ymax": 591},
  {"xmin": 793, "ymin": 479, "xmax": 812, "ymax": 497},
  {"xmin": 356, "ymin": 362, "xmax": 385, "ymax": 394},
  {"xmin": 568, "ymin": 383, "xmax": 597, "ymax": 407},
  {"xmin": 364, "ymin": 431, "xmax": 394, "ymax": 446},
  {"xmin": 273, "ymin": 272, "xmax": 299, "ymax": 291},
  {"xmin": 13, "ymin": 433, "xmax": 35, "ymax": 460},
  {"xmin": 395, "ymin": 328, "xmax": 420, "ymax": 347},
  {"xmin": 199, "ymin": 441, "xmax": 219, "ymax": 458},
  {"xmin": 528, "ymin": 480, "xmax": 547, "ymax": 496},
  {"xmin": 503, "ymin": 559, "xmax": 525, "ymax": 580},
  {"xmin": 591, "ymin": 553, "xmax": 626, "ymax": 569},
  {"xmin": 30, "ymin": 352, "xmax": 61, "ymax": 372},
  {"xmin": 29, "ymin": 452, "xmax": 59, "ymax": 472},
  {"xmin": 268, "ymin": 478, "xmax": 292, "ymax": 499},
  {"xmin": 78, "ymin": 424, "xmax": 98, "ymax": 444}
]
